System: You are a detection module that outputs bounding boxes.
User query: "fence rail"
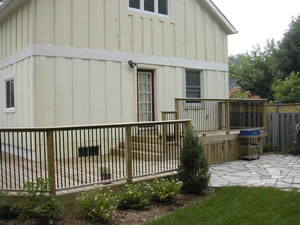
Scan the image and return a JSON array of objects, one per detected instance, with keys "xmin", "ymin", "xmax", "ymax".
[
  {"xmin": 0, "ymin": 120, "xmax": 190, "ymax": 194},
  {"xmin": 175, "ymin": 98, "xmax": 267, "ymax": 134}
]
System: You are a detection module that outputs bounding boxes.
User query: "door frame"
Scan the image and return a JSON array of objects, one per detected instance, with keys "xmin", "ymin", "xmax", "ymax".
[{"xmin": 137, "ymin": 69, "xmax": 155, "ymax": 122}]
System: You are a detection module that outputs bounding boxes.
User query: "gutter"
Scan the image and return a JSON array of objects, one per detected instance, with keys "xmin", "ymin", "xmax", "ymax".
[{"xmin": 0, "ymin": 0, "xmax": 24, "ymax": 21}]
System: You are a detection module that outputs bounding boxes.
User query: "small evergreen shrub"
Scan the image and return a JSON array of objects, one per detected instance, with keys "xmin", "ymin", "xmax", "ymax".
[
  {"xmin": 15, "ymin": 178, "xmax": 63, "ymax": 225},
  {"xmin": 117, "ymin": 183, "xmax": 151, "ymax": 210},
  {"xmin": 177, "ymin": 126, "xmax": 210, "ymax": 195},
  {"xmin": 151, "ymin": 179, "xmax": 183, "ymax": 203},
  {"xmin": 76, "ymin": 188, "xmax": 117, "ymax": 223}
]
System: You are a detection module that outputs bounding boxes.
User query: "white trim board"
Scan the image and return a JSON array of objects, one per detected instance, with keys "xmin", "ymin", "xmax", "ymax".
[{"xmin": 0, "ymin": 44, "xmax": 229, "ymax": 72}]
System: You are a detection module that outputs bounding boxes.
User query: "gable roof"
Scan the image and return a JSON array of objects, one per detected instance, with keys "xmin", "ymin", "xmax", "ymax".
[
  {"xmin": 229, "ymin": 78, "xmax": 242, "ymax": 89},
  {"xmin": 200, "ymin": 0, "xmax": 237, "ymax": 35}
]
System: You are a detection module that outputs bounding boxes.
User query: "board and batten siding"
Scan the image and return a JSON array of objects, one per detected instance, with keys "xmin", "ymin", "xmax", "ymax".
[
  {"xmin": 0, "ymin": 57, "xmax": 35, "ymax": 127},
  {"xmin": 29, "ymin": 0, "xmax": 228, "ymax": 64},
  {"xmin": 0, "ymin": 0, "xmax": 35, "ymax": 59}
]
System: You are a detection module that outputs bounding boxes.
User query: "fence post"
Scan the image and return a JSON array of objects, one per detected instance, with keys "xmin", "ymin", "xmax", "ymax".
[
  {"xmin": 47, "ymin": 130, "xmax": 56, "ymax": 196},
  {"xmin": 125, "ymin": 126, "xmax": 133, "ymax": 184},
  {"xmin": 264, "ymin": 100, "xmax": 268, "ymax": 131},
  {"xmin": 226, "ymin": 100, "xmax": 230, "ymax": 134}
]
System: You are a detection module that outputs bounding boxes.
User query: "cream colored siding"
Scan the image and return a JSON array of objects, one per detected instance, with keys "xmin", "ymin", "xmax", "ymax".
[
  {"xmin": 0, "ymin": 0, "xmax": 35, "ymax": 59},
  {"xmin": 24, "ymin": 0, "xmax": 229, "ymax": 64},
  {"xmin": 0, "ymin": 0, "xmax": 232, "ymax": 128},
  {"xmin": 0, "ymin": 57, "xmax": 34, "ymax": 127}
]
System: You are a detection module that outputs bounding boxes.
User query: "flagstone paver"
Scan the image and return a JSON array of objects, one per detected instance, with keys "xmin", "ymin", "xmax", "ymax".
[{"xmin": 209, "ymin": 155, "xmax": 300, "ymax": 190}]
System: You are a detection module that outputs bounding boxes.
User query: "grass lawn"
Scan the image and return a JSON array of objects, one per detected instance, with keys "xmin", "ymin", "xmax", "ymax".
[{"xmin": 145, "ymin": 186, "xmax": 300, "ymax": 225}]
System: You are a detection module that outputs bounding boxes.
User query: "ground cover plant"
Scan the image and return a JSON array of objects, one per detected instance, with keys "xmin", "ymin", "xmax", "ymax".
[
  {"xmin": 15, "ymin": 178, "xmax": 64, "ymax": 225},
  {"xmin": 145, "ymin": 186, "xmax": 300, "ymax": 225},
  {"xmin": 76, "ymin": 187, "xmax": 118, "ymax": 224},
  {"xmin": 177, "ymin": 126, "xmax": 210, "ymax": 195},
  {"xmin": 151, "ymin": 179, "xmax": 183, "ymax": 203},
  {"xmin": 117, "ymin": 182, "xmax": 152, "ymax": 210}
]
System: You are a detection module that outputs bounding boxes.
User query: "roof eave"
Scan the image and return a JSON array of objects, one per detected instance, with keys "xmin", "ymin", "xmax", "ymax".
[
  {"xmin": 0, "ymin": 0, "xmax": 24, "ymax": 21},
  {"xmin": 201, "ymin": 0, "xmax": 238, "ymax": 35}
]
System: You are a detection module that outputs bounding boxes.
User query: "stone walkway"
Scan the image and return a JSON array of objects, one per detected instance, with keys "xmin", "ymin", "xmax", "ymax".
[{"xmin": 210, "ymin": 155, "xmax": 300, "ymax": 190}]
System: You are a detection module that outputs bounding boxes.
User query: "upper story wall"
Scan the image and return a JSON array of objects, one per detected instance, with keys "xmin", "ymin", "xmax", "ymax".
[
  {"xmin": 0, "ymin": 0, "xmax": 230, "ymax": 64},
  {"xmin": 0, "ymin": 0, "xmax": 35, "ymax": 59}
]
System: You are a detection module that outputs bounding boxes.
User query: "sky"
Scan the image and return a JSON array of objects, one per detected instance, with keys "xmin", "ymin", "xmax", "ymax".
[{"xmin": 213, "ymin": 0, "xmax": 300, "ymax": 55}]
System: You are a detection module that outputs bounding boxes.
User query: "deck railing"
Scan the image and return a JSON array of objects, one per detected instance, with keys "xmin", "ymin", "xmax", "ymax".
[
  {"xmin": 0, "ymin": 120, "xmax": 190, "ymax": 194},
  {"xmin": 174, "ymin": 98, "xmax": 267, "ymax": 134}
]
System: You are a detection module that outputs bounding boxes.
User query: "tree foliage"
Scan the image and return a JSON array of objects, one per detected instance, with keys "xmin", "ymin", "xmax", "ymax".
[
  {"xmin": 229, "ymin": 15, "xmax": 300, "ymax": 101},
  {"xmin": 272, "ymin": 72, "xmax": 300, "ymax": 102},
  {"xmin": 276, "ymin": 16, "xmax": 300, "ymax": 78},
  {"xmin": 229, "ymin": 40, "xmax": 278, "ymax": 100}
]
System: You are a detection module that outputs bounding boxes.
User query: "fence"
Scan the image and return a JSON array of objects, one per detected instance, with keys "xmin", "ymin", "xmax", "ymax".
[
  {"xmin": 0, "ymin": 120, "xmax": 190, "ymax": 194},
  {"xmin": 175, "ymin": 98, "xmax": 267, "ymax": 134},
  {"xmin": 267, "ymin": 113, "xmax": 300, "ymax": 150}
]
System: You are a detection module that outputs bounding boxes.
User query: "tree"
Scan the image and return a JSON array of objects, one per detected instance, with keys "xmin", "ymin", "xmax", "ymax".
[
  {"xmin": 229, "ymin": 40, "xmax": 279, "ymax": 100},
  {"xmin": 272, "ymin": 72, "xmax": 300, "ymax": 102},
  {"xmin": 177, "ymin": 126, "xmax": 210, "ymax": 195},
  {"xmin": 276, "ymin": 15, "xmax": 300, "ymax": 79}
]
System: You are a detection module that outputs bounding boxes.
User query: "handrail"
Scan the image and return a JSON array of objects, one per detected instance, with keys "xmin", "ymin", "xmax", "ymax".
[
  {"xmin": 0, "ymin": 119, "xmax": 192, "ymax": 132},
  {"xmin": 175, "ymin": 98, "xmax": 267, "ymax": 102}
]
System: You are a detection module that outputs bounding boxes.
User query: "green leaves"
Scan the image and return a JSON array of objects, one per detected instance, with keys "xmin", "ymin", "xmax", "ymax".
[
  {"xmin": 177, "ymin": 126, "xmax": 210, "ymax": 195},
  {"xmin": 272, "ymin": 72, "xmax": 300, "ymax": 102}
]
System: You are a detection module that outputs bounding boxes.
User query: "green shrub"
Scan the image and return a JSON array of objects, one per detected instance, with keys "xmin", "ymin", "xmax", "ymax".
[
  {"xmin": 15, "ymin": 178, "xmax": 63, "ymax": 225},
  {"xmin": 263, "ymin": 144, "xmax": 274, "ymax": 152},
  {"xmin": 117, "ymin": 183, "xmax": 151, "ymax": 210},
  {"xmin": 285, "ymin": 147, "xmax": 300, "ymax": 156},
  {"xmin": 76, "ymin": 188, "xmax": 117, "ymax": 223},
  {"xmin": 177, "ymin": 126, "xmax": 210, "ymax": 195},
  {"xmin": 0, "ymin": 190, "xmax": 8, "ymax": 218},
  {"xmin": 151, "ymin": 179, "xmax": 183, "ymax": 203}
]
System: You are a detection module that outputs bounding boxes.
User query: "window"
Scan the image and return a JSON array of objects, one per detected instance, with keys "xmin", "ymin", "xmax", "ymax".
[
  {"xmin": 5, "ymin": 78, "xmax": 15, "ymax": 111},
  {"xmin": 129, "ymin": 0, "xmax": 170, "ymax": 16},
  {"xmin": 78, "ymin": 146, "xmax": 100, "ymax": 157},
  {"xmin": 186, "ymin": 71, "xmax": 201, "ymax": 98}
]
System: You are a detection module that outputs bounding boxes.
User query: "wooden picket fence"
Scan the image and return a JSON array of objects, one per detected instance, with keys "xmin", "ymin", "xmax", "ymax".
[{"xmin": 267, "ymin": 112, "xmax": 300, "ymax": 150}]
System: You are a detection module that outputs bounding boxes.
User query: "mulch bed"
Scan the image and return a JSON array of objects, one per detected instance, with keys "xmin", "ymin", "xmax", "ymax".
[{"xmin": 0, "ymin": 188, "xmax": 215, "ymax": 225}]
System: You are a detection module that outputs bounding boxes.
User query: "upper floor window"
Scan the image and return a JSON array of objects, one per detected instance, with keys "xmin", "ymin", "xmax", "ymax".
[
  {"xmin": 5, "ymin": 76, "xmax": 15, "ymax": 112},
  {"xmin": 129, "ymin": 0, "xmax": 170, "ymax": 16}
]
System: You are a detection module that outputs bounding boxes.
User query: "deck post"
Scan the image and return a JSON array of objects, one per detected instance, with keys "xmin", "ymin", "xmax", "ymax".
[
  {"xmin": 175, "ymin": 99, "xmax": 180, "ymax": 142},
  {"xmin": 47, "ymin": 130, "xmax": 56, "ymax": 196},
  {"xmin": 226, "ymin": 100, "xmax": 230, "ymax": 134},
  {"xmin": 264, "ymin": 100, "xmax": 268, "ymax": 131},
  {"xmin": 125, "ymin": 126, "xmax": 133, "ymax": 184}
]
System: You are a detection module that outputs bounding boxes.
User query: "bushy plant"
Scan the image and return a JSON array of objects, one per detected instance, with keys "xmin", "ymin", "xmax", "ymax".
[
  {"xmin": 177, "ymin": 126, "xmax": 210, "ymax": 195},
  {"xmin": 0, "ymin": 190, "xmax": 8, "ymax": 218},
  {"xmin": 151, "ymin": 179, "xmax": 183, "ymax": 203},
  {"xmin": 76, "ymin": 187, "xmax": 117, "ymax": 223},
  {"xmin": 117, "ymin": 183, "xmax": 151, "ymax": 210},
  {"xmin": 15, "ymin": 178, "xmax": 63, "ymax": 225}
]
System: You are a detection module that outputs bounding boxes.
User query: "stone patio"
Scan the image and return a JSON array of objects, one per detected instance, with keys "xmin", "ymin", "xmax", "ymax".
[{"xmin": 209, "ymin": 155, "xmax": 300, "ymax": 190}]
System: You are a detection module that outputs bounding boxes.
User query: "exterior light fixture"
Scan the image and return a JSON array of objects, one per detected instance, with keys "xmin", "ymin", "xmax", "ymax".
[{"xmin": 128, "ymin": 60, "xmax": 137, "ymax": 68}]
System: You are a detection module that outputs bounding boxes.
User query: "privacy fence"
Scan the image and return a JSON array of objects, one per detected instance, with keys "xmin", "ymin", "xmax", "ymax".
[
  {"xmin": 0, "ymin": 120, "xmax": 190, "ymax": 194},
  {"xmin": 267, "ymin": 112, "xmax": 300, "ymax": 150}
]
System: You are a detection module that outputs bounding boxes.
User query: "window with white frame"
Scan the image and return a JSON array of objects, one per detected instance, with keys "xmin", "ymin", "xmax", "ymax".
[
  {"xmin": 186, "ymin": 70, "xmax": 201, "ymax": 98},
  {"xmin": 5, "ymin": 77, "xmax": 15, "ymax": 110},
  {"xmin": 129, "ymin": 0, "xmax": 170, "ymax": 16}
]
